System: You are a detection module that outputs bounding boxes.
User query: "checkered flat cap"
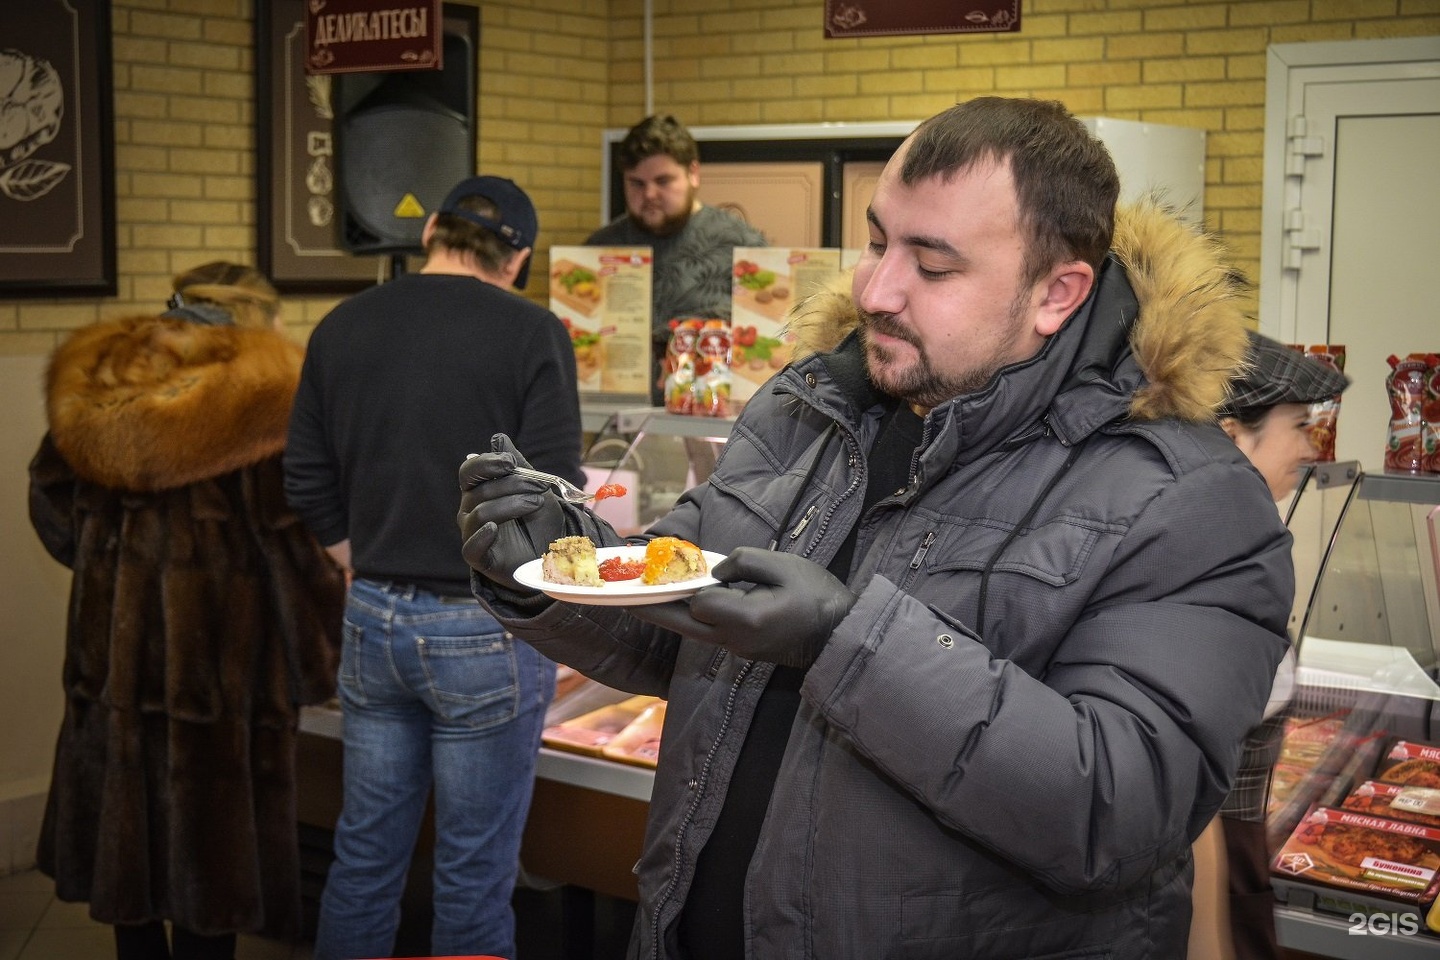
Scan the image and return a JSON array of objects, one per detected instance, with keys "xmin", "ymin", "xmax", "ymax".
[{"xmin": 1220, "ymin": 331, "xmax": 1351, "ymax": 415}]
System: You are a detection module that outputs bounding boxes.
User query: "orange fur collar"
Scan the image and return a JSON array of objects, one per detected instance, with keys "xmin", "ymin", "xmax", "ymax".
[{"xmin": 44, "ymin": 315, "xmax": 304, "ymax": 491}]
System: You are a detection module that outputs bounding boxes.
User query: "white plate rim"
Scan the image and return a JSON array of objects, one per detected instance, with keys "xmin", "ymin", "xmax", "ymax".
[{"xmin": 513, "ymin": 545, "xmax": 724, "ymax": 606}]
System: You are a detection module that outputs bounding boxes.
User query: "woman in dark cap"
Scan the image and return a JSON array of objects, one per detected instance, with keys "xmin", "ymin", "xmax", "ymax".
[
  {"xmin": 1190, "ymin": 330, "xmax": 1350, "ymax": 960},
  {"xmin": 1218, "ymin": 331, "xmax": 1351, "ymax": 501},
  {"xmin": 29, "ymin": 261, "xmax": 346, "ymax": 960}
]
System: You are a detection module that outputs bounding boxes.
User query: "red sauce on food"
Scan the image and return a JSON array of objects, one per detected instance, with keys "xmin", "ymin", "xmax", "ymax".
[
  {"xmin": 594, "ymin": 483, "xmax": 628, "ymax": 501},
  {"xmin": 598, "ymin": 557, "xmax": 645, "ymax": 582}
]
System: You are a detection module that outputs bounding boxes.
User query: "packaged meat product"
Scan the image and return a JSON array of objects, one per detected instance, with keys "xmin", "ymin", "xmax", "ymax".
[
  {"xmin": 1273, "ymin": 806, "xmax": 1440, "ymax": 907},
  {"xmin": 1342, "ymin": 781, "xmax": 1440, "ymax": 829},
  {"xmin": 1268, "ymin": 713, "xmax": 1351, "ymax": 816},
  {"xmin": 541, "ymin": 695, "xmax": 661, "ymax": 756},
  {"xmin": 1376, "ymin": 740, "xmax": 1440, "ymax": 788},
  {"xmin": 601, "ymin": 700, "xmax": 667, "ymax": 768},
  {"xmin": 1385, "ymin": 353, "xmax": 1436, "ymax": 473}
]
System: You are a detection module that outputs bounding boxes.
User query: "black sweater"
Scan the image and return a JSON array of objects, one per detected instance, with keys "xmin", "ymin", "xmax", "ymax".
[{"xmin": 284, "ymin": 272, "xmax": 584, "ymax": 596}]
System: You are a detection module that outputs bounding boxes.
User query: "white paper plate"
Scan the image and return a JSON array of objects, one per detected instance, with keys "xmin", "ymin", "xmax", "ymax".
[{"xmin": 513, "ymin": 545, "xmax": 725, "ymax": 606}]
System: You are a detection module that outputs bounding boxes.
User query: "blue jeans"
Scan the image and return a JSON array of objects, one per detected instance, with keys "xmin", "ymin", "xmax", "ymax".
[{"xmin": 314, "ymin": 579, "xmax": 555, "ymax": 960}]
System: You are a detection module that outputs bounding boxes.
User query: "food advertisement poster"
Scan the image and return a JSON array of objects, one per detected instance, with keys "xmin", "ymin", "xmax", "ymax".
[
  {"xmin": 549, "ymin": 246, "xmax": 653, "ymax": 400},
  {"xmin": 730, "ymin": 247, "xmax": 844, "ymax": 402}
]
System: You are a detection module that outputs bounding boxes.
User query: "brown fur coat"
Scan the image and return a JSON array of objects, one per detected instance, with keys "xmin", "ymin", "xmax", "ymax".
[{"xmin": 29, "ymin": 314, "xmax": 345, "ymax": 937}]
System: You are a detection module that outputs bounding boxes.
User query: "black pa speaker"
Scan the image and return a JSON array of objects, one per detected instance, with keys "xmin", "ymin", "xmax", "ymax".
[{"xmin": 334, "ymin": 27, "xmax": 476, "ymax": 256}]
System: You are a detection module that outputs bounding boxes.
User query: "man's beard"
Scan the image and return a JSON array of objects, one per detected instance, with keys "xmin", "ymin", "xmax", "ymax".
[
  {"xmin": 630, "ymin": 184, "xmax": 698, "ymax": 237},
  {"xmin": 858, "ymin": 297, "xmax": 1028, "ymax": 409}
]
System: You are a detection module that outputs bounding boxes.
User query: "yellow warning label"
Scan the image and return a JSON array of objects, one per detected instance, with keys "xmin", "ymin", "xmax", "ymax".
[{"xmin": 393, "ymin": 194, "xmax": 426, "ymax": 218}]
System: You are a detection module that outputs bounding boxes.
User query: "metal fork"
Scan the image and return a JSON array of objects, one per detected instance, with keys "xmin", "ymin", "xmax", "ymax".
[
  {"xmin": 509, "ymin": 465, "xmax": 596, "ymax": 503},
  {"xmin": 462, "ymin": 454, "xmax": 596, "ymax": 503}
]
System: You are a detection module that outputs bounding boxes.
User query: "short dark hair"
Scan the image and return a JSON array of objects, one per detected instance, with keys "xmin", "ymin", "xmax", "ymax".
[
  {"xmin": 616, "ymin": 114, "xmax": 699, "ymax": 171},
  {"xmin": 902, "ymin": 97, "xmax": 1120, "ymax": 287},
  {"xmin": 426, "ymin": 195, "xmax": 515, "ymax": 276}
]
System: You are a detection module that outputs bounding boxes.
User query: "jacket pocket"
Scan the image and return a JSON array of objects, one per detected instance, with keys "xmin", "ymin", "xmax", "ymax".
[
  {"xmin": 901, "ymin": 890, "xmax": 1114, "ymax": 959},
  {"xmin": 925, "ymin": 515, "xmax": 1107, "ymax": 587}
]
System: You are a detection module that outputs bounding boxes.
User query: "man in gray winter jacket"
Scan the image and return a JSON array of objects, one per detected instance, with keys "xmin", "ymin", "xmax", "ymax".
[{"xmin": 458, "ymin": 97, "xmax": 1292, "ymax": 960}]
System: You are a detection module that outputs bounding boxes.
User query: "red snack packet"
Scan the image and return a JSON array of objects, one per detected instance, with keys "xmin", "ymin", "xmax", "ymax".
[
  {"xmin": 1386, "ymin": 354, "xmax": 1434, "ymax": 473},
  {"xmin": 1424, "ymin": 355, "xmax": 1440, "ymax": 474},
  {"xmin": 693, "ymin": 320, "xmax": 733, "ymax": 417},
  {"xmin": 1305, "ymin": 344, "xmax": 1346, "ymax": 462}
]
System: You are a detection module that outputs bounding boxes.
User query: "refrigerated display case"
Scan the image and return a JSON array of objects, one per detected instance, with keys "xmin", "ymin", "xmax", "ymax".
[{"xmin": 1270, "ymin": 467, "xmax": 1440, "ymax": 958}]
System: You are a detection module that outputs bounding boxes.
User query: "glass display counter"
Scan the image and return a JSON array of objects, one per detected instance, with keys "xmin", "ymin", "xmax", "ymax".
[
  {"xmin": 1269, "ymin": 467, "xmax": 1440, "ymax": 958},
  {"xmin": 580, "ymin": 408, "xmax": 734, "ymax": 537}
]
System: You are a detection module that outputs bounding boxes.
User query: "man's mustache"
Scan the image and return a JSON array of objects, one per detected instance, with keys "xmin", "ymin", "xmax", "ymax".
[{"xmin": 860, "ymin": 309, "xmax": 919, "ymax": 348}]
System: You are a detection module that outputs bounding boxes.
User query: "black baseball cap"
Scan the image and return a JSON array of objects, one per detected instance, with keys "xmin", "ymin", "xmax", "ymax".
[
  {"xmin": 436, "ymin": 175, "xmax": 537, "ymax": 289},
  {"xmin": 1220, "ymin": 331, "xmax": 1351, "ymax": 416}
]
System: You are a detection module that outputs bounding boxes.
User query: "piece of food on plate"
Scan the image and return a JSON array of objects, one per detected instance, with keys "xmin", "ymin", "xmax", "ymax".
[
  {"xmin": 598, "ymin": 555, "xmax": 645, "ymax": 582},
  {"xmin": 641, "ymin": 536, "xmax": 708, "ymax": 585},
  {"xmin": 542, "ymin": 535, "xmax": 602, "ymax": 587}
]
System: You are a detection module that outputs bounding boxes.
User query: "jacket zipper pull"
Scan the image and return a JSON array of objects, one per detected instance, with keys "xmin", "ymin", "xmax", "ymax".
[
  {"xmin": 909, "ymin": 530, "xmax": 936, "ymax": 570},
  {"xmin": 788, "ymin": 503, "xmax": 819, "ymax": 541}
]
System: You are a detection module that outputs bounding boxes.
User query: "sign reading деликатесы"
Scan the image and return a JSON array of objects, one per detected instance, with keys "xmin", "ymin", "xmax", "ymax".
[
  {"xmin": 305, "ymin": 0, "xmax": 442, "ymax": 74},
  {"xmin": 824, "ymin": 1, "xmax": 1020, "ymax": 38}
]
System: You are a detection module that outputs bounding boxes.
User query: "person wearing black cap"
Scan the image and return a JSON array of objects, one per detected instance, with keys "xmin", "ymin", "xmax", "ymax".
[
  {"xmin": 284, "ymin": 175, "xmax": 584, "ymax": 960},
  {"xmin": 1190, "ymin": 330, "xmax": 1351, "ymax": 960},
  {"xmin": 1219, "ymin": 330, "xmax": 1351, "ymax": 501}
]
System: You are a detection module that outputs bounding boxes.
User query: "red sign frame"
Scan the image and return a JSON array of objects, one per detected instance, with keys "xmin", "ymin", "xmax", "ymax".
[{"xmin": 825, "ymin": 1, "xmax": 1020, "ymax": 38}]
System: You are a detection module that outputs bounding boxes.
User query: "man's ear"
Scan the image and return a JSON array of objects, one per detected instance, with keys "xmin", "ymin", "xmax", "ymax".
[
  {"xmin": 1218, "ymin": 417, "xmax": 1242, "ymax": 442},
  {"xmin": 502, "ymin": 247, "xmax": 533, "ymax": 287},
  {"xmin": 687, "ymin": 159, "xmax": 701, "ymax": 188},
  {"xmin": 421, "ymin": 214, "xmax": 438, "ymax": 247},
  {"xmin": 1034, "ymin": 260, "xmax": 1095, "ymax": 338}
]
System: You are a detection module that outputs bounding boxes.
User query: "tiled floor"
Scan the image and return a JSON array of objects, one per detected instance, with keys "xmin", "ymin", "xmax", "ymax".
[{"xmin": 0, "ymin": 869, "xmax": 313, "ymax": 960}]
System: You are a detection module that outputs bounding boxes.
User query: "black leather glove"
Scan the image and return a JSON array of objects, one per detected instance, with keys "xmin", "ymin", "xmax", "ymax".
[
  {"xmin": 629, "ymin": 546, "xmax": 856, "ymax": 668},
  {"xmin": 457, "ymin": 434, "xmax": 567, "ymax": 594}
]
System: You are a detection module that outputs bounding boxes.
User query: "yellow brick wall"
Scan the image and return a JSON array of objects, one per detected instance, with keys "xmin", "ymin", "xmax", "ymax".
[
  {"xmin": 0, "ymin": 0, "xmax": 613, "ymax": 354},
  {"xmin": 2, "ymin": 0, "xmax": 1437, "ymax": 353},
  {"xmin": 604, "ymin": 0, "xmax": 1440, "ymax": 302}
]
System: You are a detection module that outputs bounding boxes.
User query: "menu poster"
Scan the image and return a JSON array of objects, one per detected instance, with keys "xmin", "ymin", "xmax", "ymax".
[
  {"xmin": 549, "ymin": 246, "xmax": 653, "ymax": 400},
  {"xmin": 730, "ymin": 247, "xmax": 845, "ymax": 402}
]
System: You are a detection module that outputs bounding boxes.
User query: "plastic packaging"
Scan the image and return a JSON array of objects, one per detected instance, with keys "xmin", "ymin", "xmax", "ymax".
[
  {"xmin": 1304, "ymin": 344, "xmax": 1346, "ymax": 463},
  {"xmin": 1386, "ymin": 353, "xmax": 1437, "ymax": 473},
  {"xmin": 1424, "ymin": 354, "xmax": 1440, "ymax": 474}
]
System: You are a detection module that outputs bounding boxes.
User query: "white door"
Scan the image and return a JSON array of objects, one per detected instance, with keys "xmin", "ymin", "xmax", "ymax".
[{"xmin": 1260, "ymin": 37, "xmax": 1440, "ymax": 471}]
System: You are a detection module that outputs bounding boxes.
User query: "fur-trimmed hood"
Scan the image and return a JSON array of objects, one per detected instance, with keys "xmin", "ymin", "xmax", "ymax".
[
  {"xmin": 786, "ymin": 198, "xmax": 1250, "ymax": 425},
  {"xmin": 44, "ymin": 314, "xmax": 304, "ymax": 492}
]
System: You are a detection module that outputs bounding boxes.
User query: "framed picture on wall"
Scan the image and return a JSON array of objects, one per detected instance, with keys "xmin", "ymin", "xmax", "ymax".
[
  {"xmin": 257, "ymin": 1, "xmax": 480, "ymax": 292},
  {"xmin": 256, "ymin": 0, "xmax": 387, "ymax": 293},
  {"xmin": 0, "ymin": 0, "xmax": 116, "ymax": 298}
]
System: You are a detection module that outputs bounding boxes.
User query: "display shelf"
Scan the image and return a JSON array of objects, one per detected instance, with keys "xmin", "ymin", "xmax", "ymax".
[
  {"xmin": 580, "ymin": 401, "xmax": 656, "ymax": 434},
  {"xmin": 536, "ymin": 748, "xmax": 654, "ymax": 803},
  {"xmin": 299, "ymin": 705, "xmax": 654, "ymax": 803},
  {"xmin": 299, "ymin": 703, "xmax": 341, "ymax": 739},
  {"xmin": 1273, "ymin": 469, "xmax": 1440, "ymax": 959},
  {"xmin": 1277, "ymin": 904, "xmax": 1440, "ymax": 958}
]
